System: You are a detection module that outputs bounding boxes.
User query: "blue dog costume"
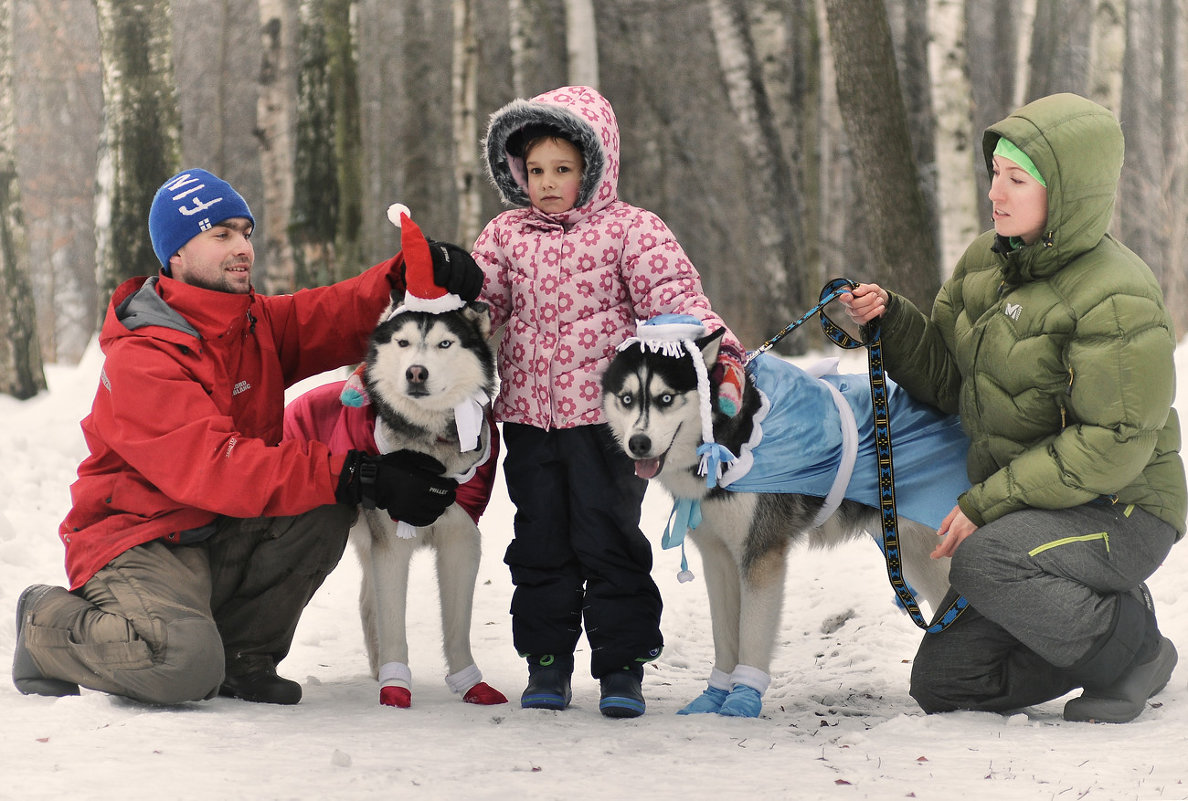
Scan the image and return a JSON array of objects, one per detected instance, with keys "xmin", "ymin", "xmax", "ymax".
[
  {"xmin": 724, "ymin": 353, "xmax": 969, "ymax": 529},
  {"xmin": 621, "ymin": 316, "xmax": 970, "ymax": 573}
]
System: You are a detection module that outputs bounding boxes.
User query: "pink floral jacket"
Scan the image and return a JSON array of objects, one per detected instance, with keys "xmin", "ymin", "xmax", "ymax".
[{"xmin": 475, "ymin": 85, "xmax": 741, "ymax": 430}]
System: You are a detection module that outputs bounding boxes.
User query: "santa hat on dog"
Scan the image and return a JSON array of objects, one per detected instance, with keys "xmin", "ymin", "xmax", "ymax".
[
  {"xmin": 340, "ymin": 205, "xmax": 465, "ymax": 408},
  {"xmin": 387, "ymin": 203, "xmax": 466, "ymax": 315}
]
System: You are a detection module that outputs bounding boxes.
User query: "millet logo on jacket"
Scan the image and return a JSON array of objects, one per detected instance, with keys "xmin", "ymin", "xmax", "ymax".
[{"xmin": 1004, "ymin": 303, "xmax": 1023, "ymax": 321}]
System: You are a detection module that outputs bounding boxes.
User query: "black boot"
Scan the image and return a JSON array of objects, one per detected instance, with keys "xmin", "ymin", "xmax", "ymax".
[
  {"xmin": 219, "ymin": 656, "xmax": 302, "ymax": 705},
  {"xmin": 520, "ymin": 654, "xmax": 573, "ymax": 711},
  {"xmin": 1063, "ymin": 588, "xmax": 1177, "ymax": 723},
  {"xmin": 599, "ymin": 665, "xmax": 645, "ymax": 719},
  {"xmin": 12, "ymin": 585, "xmax": 81, "ymax": 697}
]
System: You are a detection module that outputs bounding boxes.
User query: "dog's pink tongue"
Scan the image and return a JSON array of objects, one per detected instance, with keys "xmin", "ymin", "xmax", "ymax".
[{"xmin": 634, "ymin": 458, "xmax": 662, "ymax": 479}]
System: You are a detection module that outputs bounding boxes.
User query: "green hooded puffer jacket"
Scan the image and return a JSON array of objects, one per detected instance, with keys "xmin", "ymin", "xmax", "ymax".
[{"xmin": 879, "ymin": 93, "xmax": 1186, "ymax": 536}]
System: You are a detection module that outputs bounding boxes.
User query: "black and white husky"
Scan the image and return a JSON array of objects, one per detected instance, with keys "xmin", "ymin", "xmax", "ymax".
[
  {"xmin": 350, "ymin": 301, "xmax": 509, "ymax": 708},
  {"xmin": 601, "ymin": 317, "xmax": 964, "ymax": 718},
  {"xmin": 288, "ymin": 299, "xmax": 507, "ymax": 708}
]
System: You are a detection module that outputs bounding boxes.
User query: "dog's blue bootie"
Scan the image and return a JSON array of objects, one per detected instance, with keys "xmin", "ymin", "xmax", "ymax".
[
  {"xmin": 677, "ymin": 685, "xmax": 728, "ymax": 715},
  {"xmin": 718, "ymin": 685, "xmax": 762, "ymax": 718}
]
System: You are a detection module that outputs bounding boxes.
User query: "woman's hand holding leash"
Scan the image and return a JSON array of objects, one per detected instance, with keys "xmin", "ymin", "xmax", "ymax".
[
  {"xmin": 839, "ymin": 283, "xmax": 888, "ymax": 326},
  {"xmin": 932, "ymin": 504, "xmax": 978, "ymax": 559}
]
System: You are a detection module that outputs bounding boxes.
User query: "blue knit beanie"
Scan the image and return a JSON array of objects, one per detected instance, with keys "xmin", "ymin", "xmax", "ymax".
[{"xmin": 149, "ymin": 169, "xmax": 254, "ymax": 273}]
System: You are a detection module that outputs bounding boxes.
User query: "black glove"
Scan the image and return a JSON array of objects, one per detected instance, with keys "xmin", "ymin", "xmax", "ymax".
[
  {"xmin": 336, "ymin": 449, "xmax": 458, "ymax": 527},
  {"xmin": 426, "ymin": 240, "xmax": 485, "ymax": 301}
]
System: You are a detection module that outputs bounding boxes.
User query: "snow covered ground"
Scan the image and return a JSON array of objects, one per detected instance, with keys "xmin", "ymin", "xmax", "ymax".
[{"xmin": 3, "ymin": 341, "xmax": 1187, "ymax": 801}]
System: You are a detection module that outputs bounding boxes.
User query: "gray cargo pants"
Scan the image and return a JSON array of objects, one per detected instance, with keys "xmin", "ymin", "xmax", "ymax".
[
  {"xmin": 910, "ymin": 502, "xmax": 1177, "ymax": 713},
  {"xmin": 20, "ymin": 504, "xmax": 352, "ymax": 704}
]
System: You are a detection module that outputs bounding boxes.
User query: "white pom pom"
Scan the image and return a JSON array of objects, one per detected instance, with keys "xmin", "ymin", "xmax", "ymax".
[
  {"xmin": 677, "ymin": 570, "xmax": 695, "ymax": 583},
  {"xmin": 387, "ymin": 203, "xmax": 411, "ymax": 228}
]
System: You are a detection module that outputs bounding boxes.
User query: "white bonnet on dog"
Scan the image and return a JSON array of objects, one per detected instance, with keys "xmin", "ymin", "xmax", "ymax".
[{"xmin": 618, "ymin": 315, "xmax": 736, "ymax": 487}]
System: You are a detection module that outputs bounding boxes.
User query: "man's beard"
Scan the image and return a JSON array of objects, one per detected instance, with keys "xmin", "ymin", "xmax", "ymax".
[{"xmin": 191, "ymin": 261, "xmax": 251, "ymax": 294}]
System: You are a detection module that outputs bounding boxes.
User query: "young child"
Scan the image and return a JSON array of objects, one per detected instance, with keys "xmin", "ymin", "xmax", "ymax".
[{"xmin": 474, "ymin": 85, "xmax": 746, "ymax": 718}]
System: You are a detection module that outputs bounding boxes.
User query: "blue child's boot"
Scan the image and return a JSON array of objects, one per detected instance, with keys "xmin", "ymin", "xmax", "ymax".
[
  {"xmin": 599, "ymin": 665, "xmax": 645, "ymax": 719},
  {"xmin": 520, "ymin": 654, "xmax": 573, "ymax": 711}
]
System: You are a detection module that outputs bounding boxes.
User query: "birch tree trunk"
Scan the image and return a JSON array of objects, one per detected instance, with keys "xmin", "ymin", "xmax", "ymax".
[
  {"xmin": 1162, "ymin": 0, "xmax": 1188, "ymax": 335},
  {"xmin": 929, "ymin": 0, "xmax": 979, "ymax": 275},
  {"xmin": 751, "ymin": 0, "xmax": 823, "ymax": 321},
  {"xmin": 823, "ymin": 0, "xmax": 940, "ymax": 308},
  {"xmin": 1028, "ymin": 0, "xmax": 1093, "ymax": 96},
  {"xmin": 886, "ymin": 0, "xmax": 939, "ymax": 238},
  {"xmin": 1117, "ymin": 0, "xmax": 1162, "ymax": 283},
  {"xmin": 564, "ymin": 0, "xmax": 599, "ymax": 88},
  {"xmin": 0, "ymin": 0, "xmax": 45, "ymax": 398},
  {"xmin": 258, "ymin": 0, "xmax": 299, "ymax": 293},
  {"xmin": 508, "ymin": 0, "xmax": 566, "ymax": 101},
  {"xmin": 92, "ymin": 0, "xmax": 180, "ymax": 299},
  {"xmin": 14, "ymin": 0, "xmax": 101, "ymax": 364},
  {"xmin": 293, "ymin": 0, "xmax": 346, "ymax": 287},
  {"xmin": 816, "ymin": 0, "xmax": 874, "ymax": 302},
  {"xmin": 706, "ymin": 0, "xmax": 801, "ymax": 343},
  {"xmin": 508, "ymin": 0, "xmax": 529, "ymax": 98},
  {"xmin": 328, "ymin": 0, "xmax": 363, "ymax": 277},
  {"xmin": 1013, "ymin": 0, "xmax": 1038, "ymax": 106},
  {"xmin": 966, "ymin": 0, "xmax": 1023, "ymax": 206},
  {"xmin": 452, "ymin": 0, "xmax": 481, "ymax": 245},
  {"xmin": 1089, "ymin": 0, "xmax": 1126, "ymax": 111}
]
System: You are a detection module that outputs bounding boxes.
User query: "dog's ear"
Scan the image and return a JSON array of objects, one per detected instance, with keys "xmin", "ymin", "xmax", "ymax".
[
  {"xmin": 379, "ymin": 296, "xmax": 400, "ymax": 325},
  {"xmin": 696, "ymin": 327, "xmax": 726, "ymax": 370},
  {"xmin": 462, "ymin": 300, "xmax": 492, "ymax": 339}
]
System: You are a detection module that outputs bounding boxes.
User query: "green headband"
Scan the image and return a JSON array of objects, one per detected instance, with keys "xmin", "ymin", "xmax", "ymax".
[{"xmin": 993, "ymin": 137, "xmax": 1046, "ymax": 187}]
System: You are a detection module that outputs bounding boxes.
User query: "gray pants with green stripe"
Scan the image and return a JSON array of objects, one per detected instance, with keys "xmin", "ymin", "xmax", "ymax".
[
  {"xmin": 910, "ymin": 502, "xmax": 1178, "ymax": 713},
  {"xmin": 22, "ymin": 505, "xmax": 352, "ymax": 705}
]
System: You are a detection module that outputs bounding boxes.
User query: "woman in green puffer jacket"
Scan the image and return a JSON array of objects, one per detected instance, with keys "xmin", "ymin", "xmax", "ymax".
[{"xmin": 841, "ymin": 93, "xmax": 1186, "ymax": 724}]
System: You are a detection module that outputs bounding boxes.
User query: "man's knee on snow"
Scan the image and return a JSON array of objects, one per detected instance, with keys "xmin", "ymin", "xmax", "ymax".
[{"xmin": 125, "ymin": 616, "xmax": 225, "ymax": 704}]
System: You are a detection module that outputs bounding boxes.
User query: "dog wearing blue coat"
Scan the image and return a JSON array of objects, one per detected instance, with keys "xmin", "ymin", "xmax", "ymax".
[{"xmin": 601, "ymin": 315, "xmax": 967, "ymax": 717}]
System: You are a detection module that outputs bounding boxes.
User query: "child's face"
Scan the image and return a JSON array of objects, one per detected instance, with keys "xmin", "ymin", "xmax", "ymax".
[
  {"xmin": 525, "ymin": 137, "xmax": 584, "ymax": 214},
  {"xmin": 988, "ymin": 155, "xmax": 1048, "ymax": 244}
]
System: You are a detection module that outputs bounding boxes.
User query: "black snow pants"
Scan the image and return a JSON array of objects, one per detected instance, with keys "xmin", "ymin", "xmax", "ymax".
[{"xmin": 501, "ymin": 422, "xmax": 662, "ymax": 679}]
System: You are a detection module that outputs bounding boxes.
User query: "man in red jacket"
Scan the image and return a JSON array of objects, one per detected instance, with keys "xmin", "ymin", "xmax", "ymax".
[{"xmin": 12, "ymin": 169, "xmax": 484, "ymax": 705}]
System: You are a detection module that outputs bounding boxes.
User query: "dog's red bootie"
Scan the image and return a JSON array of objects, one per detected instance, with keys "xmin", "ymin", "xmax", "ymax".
[
  {"xmin": 448, "ymin": 664, "xmax": 507, "ymax": 705},
  {"xmin": 463, "ymin": 681, "xmax": 509, "ymax": 705},
  {"xmin": 380, "ymin": 685, "xmax": 412, "ymax": 708}
]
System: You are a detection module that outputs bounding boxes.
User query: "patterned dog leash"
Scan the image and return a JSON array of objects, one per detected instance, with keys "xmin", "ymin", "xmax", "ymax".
[{"xmin": 750, "ymin": 278, "xmax": 967, "ymax": 634}]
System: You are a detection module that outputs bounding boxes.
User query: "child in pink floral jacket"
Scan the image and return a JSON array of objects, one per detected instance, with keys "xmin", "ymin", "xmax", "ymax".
[{"xmin": 473, "ymin": 85, "xmax": 745, "ymax": 718}]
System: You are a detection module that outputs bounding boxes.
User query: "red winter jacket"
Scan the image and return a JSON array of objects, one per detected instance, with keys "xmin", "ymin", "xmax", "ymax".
[
  {"xmin": 59, "ymin": 259, "xmax": 403, "ymax": 589},
  {"xmin": 282, "ymin": 379, "xmax": 500, "ymax": 525}
]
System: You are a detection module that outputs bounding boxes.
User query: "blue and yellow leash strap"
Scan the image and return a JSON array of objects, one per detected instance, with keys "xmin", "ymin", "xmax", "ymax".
[{"xmin": 753, "ymin": 278, "xmax": 968, "ymax": 634}]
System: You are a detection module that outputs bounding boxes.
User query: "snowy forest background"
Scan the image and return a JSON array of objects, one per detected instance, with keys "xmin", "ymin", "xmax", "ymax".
[{"xmin": 1, "ymin": 0, "xmax": 1187, "ymax": 400}]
